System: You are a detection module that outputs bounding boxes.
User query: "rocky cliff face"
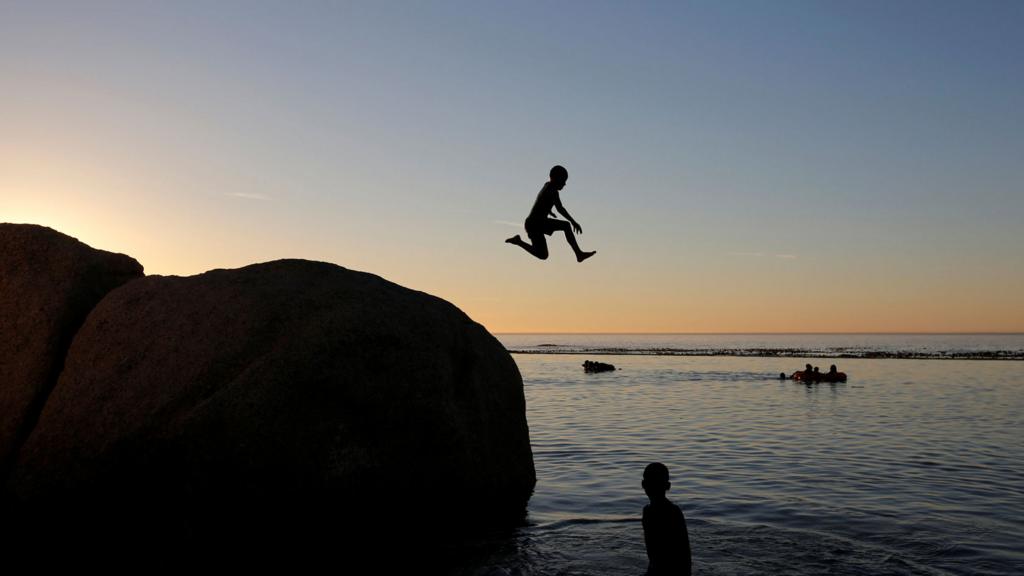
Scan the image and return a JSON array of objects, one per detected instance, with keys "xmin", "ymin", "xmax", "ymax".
[
  {"xmin": 0, "ymin": 224, "xmax": 143, "ymax": 479},
  {"xmin": 3, "ymin": 227, "xmax": 535, "ymax": 554}
]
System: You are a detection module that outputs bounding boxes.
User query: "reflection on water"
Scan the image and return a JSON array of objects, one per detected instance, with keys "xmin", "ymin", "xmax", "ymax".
[{"xmin": 454, "ymin": 354, "xmax": 1024, "ymax": 576}]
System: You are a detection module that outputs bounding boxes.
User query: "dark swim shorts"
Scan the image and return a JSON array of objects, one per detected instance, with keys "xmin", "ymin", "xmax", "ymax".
[{"xmin": 525, "ymin": 217, "xmax": 558, "ymax": 240}]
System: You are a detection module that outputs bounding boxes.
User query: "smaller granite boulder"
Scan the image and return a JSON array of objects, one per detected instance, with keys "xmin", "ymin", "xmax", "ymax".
[{"xmin": 0, "ymin": 224, "xmax": 142, "ymax": 479}]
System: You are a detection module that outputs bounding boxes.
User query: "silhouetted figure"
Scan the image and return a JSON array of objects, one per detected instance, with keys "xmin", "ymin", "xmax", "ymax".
[
  {"xmin": 792, "ymin": 363, "xmax": 814, "ymax": 380},
  {"xmin": 779, "ymin": 372, "xmax": 788, "ymax": 380},
  {"xmin": 642, "ymin": 463, "xmax": 692, "ymax": 576},
  {"xmin": 823, "ymin": 364, "xmax": 848, "ymax": 382},
  {"xmin": 506, "ymin": 165, "xmax": 596, "ymax": 262}
]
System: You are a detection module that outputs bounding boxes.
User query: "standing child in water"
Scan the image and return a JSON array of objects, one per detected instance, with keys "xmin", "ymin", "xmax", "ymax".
[
  {"xmin": 506, "ymin": 165, "xmax": 596, "ymax": 262},
  {"xmin": 642, "ymin": 462, "xmax": 692, "ymax": 576}
]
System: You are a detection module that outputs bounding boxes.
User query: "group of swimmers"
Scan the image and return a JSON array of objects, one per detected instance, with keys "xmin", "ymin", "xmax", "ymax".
[{"xmin": 781, "ymin": 363, "xmax": 847, "ymax": 382}]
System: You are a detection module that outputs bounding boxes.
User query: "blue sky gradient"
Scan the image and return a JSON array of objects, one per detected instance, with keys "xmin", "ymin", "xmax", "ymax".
[{"xmin": 3, "ymin": 1, "xmax": 1022, "ymax": 331}]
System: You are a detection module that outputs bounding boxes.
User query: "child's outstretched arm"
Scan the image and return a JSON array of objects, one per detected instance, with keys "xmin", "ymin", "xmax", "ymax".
[
  {"xmin": 553, "ymin": 194, "xmax": 583, "ymax": 234},
  {"xmin": 555, "ymin": 202, "xmax": 582, "ymax": 234}
]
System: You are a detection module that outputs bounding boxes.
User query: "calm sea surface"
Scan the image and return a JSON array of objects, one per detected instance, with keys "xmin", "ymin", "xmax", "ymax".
[{"xmin": 451, "ymin": 335, "xmax": 1024, "ymax": 576}]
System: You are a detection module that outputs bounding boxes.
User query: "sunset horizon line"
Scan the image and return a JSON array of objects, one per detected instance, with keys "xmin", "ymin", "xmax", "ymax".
[{"xmin": 494, "ymin": 331, "xmax": 1024, "ymax": 336}]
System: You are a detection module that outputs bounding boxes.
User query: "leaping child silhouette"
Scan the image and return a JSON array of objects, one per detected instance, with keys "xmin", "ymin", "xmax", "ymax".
[{"xmin": 506, "ymin": 165, "xmax": 596, "ymax": 262}]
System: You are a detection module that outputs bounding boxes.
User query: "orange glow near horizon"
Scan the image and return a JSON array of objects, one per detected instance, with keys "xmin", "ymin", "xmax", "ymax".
[
  {"xmin": 2, "ymin": 208, "xmax": 1021, "ymax": 334},
  {"xmin": 2, "ymin": 187, "xmax": 1022, "ymax": 335}
]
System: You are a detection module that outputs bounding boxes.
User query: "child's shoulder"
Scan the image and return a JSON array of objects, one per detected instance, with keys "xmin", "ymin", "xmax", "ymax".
[{"xmin": 645, "ymin": 499, "xmax": 681, "ymax": 514}]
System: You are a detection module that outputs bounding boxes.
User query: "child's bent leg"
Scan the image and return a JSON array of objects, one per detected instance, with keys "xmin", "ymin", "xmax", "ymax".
[
  {"xmin": 508, "ymin": 233, "xmax": 549, "ymax": 260},
  {"xmin": 553, "ymin": 220, "xmax": 595, "ymax": 262}
]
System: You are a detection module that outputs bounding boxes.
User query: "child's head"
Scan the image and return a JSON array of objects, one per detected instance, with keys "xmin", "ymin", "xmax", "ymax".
[
  {"xmin": 550, "ymin": 165, "xmax": 568, "ymax": 189},
  {"xmin": 642, "ymin": 462, "xmax": 671, "ymax": 500}
]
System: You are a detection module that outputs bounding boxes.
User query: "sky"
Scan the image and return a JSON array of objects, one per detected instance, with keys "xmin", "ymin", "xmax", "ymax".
[{"xmin": 2, "ymin": 1, "xmax": 1022, "ymax": 333}]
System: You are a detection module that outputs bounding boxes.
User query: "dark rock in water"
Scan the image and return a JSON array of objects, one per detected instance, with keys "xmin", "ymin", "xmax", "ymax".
[
  {"xmin": 0, "ymin": 224, "xmax": 142, "ymax": 480},
  {"xmin": 583, "ymin": 360, "xmax": 616, "ymax": 373},
  {"xmin": 7, "ymin": 259, "xmax": 535, "ymax": 553}
]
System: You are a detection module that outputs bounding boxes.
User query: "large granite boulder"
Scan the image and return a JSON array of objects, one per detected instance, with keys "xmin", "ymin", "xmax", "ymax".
[
  {"xmin": 0, "ymin": 224, "xmax": 143, "ymax": 479},
  {"xmin": 8, "ymin": 259, "xmax": 535, "ymax": 551}
]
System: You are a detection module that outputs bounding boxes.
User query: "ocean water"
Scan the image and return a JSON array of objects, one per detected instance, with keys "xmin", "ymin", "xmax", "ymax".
[{"xmin": 452, "ymin": 335, "xmax": 1024, "ymax": 576}]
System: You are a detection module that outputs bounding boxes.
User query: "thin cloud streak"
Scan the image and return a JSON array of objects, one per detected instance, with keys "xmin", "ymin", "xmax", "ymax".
[
  {"xmin": 226, "ymin": 192, "xmax": 270, "ymax": 200},
  {"xmin": 727, "ymin": 252, "xmax": 798, "ymax": 260}
]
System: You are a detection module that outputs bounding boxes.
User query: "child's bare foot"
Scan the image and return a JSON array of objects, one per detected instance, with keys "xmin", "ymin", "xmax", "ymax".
[
  {"xmin": 505, "ymin": 235, "xmax": 521, "ymax": 245},
  {"xmin": 577, "ymin": 251, "xmax": 596, "ymax": 262}
]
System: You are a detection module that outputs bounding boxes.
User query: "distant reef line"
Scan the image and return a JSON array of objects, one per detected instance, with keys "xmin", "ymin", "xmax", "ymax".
[{"xmin": 505, "ymin": 348, "xmax": 1024, "ymax": 361}]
